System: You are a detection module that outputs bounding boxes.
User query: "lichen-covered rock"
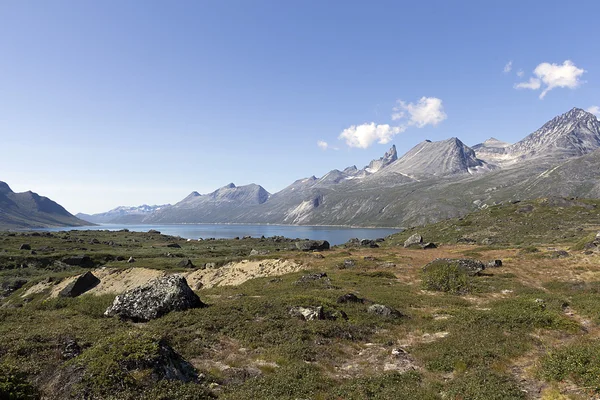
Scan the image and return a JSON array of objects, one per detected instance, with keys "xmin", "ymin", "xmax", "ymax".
[
  {"xmin": 104, "ymin": 275, "xmax": 205, "ymax": 322},
  {"xmin": 289, "ymin": 306, "xmax": 325, "ymax": 321},
  {"xmin": 404, "ymin": 234, "xmax": 423, "ymax": 248},
  {"xmin": 59, "ymin": 271, "xmax": 100, "ymax": 298},
  {"xmin": 289, "ymin": 306, "xmax": 346, "ymax": 321},
  {"xmin": 423, "ymin": 258, "xmax": 485, "ymax": 276},
  {"xmin": 367, "ymin": 304, "xmax": 403, "ymax": 319}
]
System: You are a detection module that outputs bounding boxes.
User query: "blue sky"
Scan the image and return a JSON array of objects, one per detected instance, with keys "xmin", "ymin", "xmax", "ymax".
[{"xmin": 1, "ymin": 0, "xmax": 599, "ymax": 214}]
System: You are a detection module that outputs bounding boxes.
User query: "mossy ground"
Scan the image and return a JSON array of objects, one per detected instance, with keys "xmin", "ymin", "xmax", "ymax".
[{"xmin": 1, "ymin": 205, "xmax": 600, "ymax": 399}]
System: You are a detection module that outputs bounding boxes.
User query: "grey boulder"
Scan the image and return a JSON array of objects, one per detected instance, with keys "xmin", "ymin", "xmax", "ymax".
[
  {"xmin": 295, "ymin": 240, "xmax": 330, "ymax": 251},
  {"xmin": 367, "ymin": 304, "xmax": 403, "ymax": 319},
  {"xmin": 104, "ymin": 275, "xmax": 205, "ymax": 322},
  {"xmin": 404, "ymin": 234, "xmax": 423, "ymax": 248}
]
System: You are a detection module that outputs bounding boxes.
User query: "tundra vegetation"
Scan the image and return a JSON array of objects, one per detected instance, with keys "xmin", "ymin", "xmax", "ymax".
[{"xmin": 1, "ymin": 198, "xmax": 600, "ymax": 399}]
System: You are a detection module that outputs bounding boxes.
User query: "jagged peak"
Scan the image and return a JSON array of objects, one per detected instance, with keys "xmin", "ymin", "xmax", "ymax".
[{"xmin": 222, "ymin": 183, "xmax": 236, "ymax": 189}]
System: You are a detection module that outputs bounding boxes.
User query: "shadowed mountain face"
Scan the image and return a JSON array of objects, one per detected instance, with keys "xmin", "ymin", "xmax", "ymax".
[
  {"xmin": 0, "ymin": 182, "xmax": 88, "ymax": 229},
  {"xmin": 87, "ymin": 108, "xmax": 600, "ymax": 228}
]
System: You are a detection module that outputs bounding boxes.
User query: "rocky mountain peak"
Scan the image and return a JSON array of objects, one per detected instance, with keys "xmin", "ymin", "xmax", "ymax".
[
  {"xmin": 381, "ymin": 137, "xmax": 494, "ymax": 178},
  {"xmin": 365, "ymin": 144, "xmax": 398, "ymax": 174},
  {"xmin": 507, "ymin": 107, "xmax": 600, "ymax": 161}
]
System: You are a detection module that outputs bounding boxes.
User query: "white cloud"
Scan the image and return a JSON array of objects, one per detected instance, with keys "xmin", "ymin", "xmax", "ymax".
[
  {"xmin": 587, "ymin": 106, "xmax": 600, "ymax": 116},
  {"xmin": 317, "ymin": 140, "xmax": 329, "ymax": 150},
  {"xmin": 392, "ymin": 97, "xmax": 447, "ymax": 128},
  {"xmin": 515, "ymin": 77, "xmax": 541, "ymax": 90},
  {"xmin": 503, "ymin": 61, "xmax": 513, "ymax": 73},
  {"xmin": 515, "ymin": 60, "xmax": 586, "ymax": 99},
  {"xmin": 338, "ymin": 123, "xmax": 405, "ymax": 149},
  {"xmin": 516, "ymin": 69, "xmax": 524, "ymax": 78}
]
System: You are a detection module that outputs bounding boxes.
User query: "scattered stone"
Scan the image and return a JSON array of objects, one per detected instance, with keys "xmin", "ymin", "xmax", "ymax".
[
  {"xmin": 309, "ymin": 252, "xmax": 325, "ymax": 259},
  {"xmin": 295, "ymin": 240, "xmax": 330, "ymax": 251},
  {"xmin": 548, "ymin": 250, "xmax": 570, "ymax": 258},
  {"xmin": 60, "ymin": 337, "xmax": 81, "ymax": 360},
  {"xmin": 295, "ymin": 272, "xmax": 330, "ymax": 285},
  {"xmin": 166, "ymin": 243, "xmax": 181, "ymax": 248},
  {"xmin": 204, "ymin": 262, "xmax": 216, "ymax": 269},
  {"xmin": 19, "ymin": 244, "xmax": 31, "ymax": 250},
  {"xmin": 457, "ymin": 237, "xmax": 477, "ymax": 244},
  {"xmin": 421, "ymin": 242, "xmax": 437, "ymax": 249},
  {"xmin": 61, "ymin": 255, "xmax": 94, "ymax": 268},
  {"xmin": 377, "ymin": 262, "xmax": 396, "ymax": 268},
  {"xmin": 337, "ymin": 293, "xmax": 364, "ymax": 304},
  {"xmin": 104, "ymin": 275, "xmax": 205, "ymax": 322},
  {"xmin": 0, "ymin": 279, "xmax": 28, "ymax": 297},
  {"xmin": 367, "ymin": 304, "xmax": 403, "ymax": 319},
  {"xmin": 288, "ymin": 306, "xmax": 345, "ymax": 321},
  {"xmin": 486, "ymin": 259, "xmax": 503, "ymax": 268},
  {"xmin": 116, "ymin": 256, "xmax": 125, "ymax": 261},
  {"xmin": 148, "ymin": 229, "xmax": 161, "ymax": 234},
  {"xmin": 289, "ymin": 306, "xmax": 325, "ymax": 321},
  {"xmin": 363, "ymin": 256, "xmax": 377, "ymax": 261},
  {"xmin": 89, "ymin": 238, "xmax": 100, "ymax": 245},
  {"xmin": 30, "ymin": 250, "xmax": 37, "ymax": 255},
  {"xmin": 375, "ymin": 238, "xmax": 385, "ymax": 243},
  {"xmin": 249, "ymin": 249, "xmax": 259, "ymax": 256},
  {"xmin": 343, "ymin": 259, "xmax": 356, "ymax": 268},
  {"xmin": 127, "ymin": 257, "xmax": 136, "ymax": 263},
  {"xmin": 403, "ymin": 234, "xmax": 423, "ymax": 248},
  {"xmin": 481, "ymin": 237, "xmax": 495, "ymax": 245},
  {"xmin": 360, "ymin": 239, "xmax": 379, "ymax": 248},
  {"xmin": 516, "ymin": 205, "xmax": 534, "ymax": 213},
  {"xmin": 534, "ymin": 298, "xmax": 546, "ymax": 309},
  {"xmin": 59, "ymin": 271, "xmax": 101, "ymax": 298},
  {"xmin": 423, "ymin": 258, "xmax": 485, "ymax": 276},
  {"xmin": 177, "ymin": 259, "xmax": 195, "ymax": 269}
]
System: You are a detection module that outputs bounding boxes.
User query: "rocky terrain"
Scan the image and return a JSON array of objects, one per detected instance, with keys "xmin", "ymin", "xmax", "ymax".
[{"xmin": 2, "ymin": 199, "xmax": 600, "ymax": 398}]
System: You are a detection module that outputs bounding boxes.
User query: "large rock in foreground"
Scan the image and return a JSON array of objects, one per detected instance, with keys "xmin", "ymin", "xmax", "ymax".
[{"xmin": 104, "ymin": 275, "xmax": 205, "ymax": 322}]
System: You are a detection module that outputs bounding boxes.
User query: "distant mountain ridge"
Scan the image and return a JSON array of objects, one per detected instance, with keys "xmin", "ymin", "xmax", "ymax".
[
  {"xmin": 88, "ymin": 107, "xmax": 600, "ymax": 227},
  {"xmin": 76, "ymin": 204, "xmax": 169, "ymax": 224},
  {"xmin": 0, "ymin": 182, "xmax": 88, "ymax": 229}
]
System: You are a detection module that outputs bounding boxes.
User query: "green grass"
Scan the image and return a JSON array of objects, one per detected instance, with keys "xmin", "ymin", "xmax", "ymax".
[
  {"xmin": 385, "ymin": 198, "xmax": 600, "ymax": 247},
  {"xmin": 539, "ymin": 339, "xmax": 600, "ymax": 393}
]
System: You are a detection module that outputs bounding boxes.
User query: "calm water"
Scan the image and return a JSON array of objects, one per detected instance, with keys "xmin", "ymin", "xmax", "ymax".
[{"xmin": 41, "ymin": 224, "xmax": 400, "ymax": 246}]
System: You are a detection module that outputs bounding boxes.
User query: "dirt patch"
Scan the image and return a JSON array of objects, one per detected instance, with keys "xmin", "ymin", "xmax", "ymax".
[
  {"xmin": 186, "ymin": 259, "xmax": 303, "ymax": 289},
  {"xmin": 22, "ymin": 259, "xmax": 304, "ymax": 298}
]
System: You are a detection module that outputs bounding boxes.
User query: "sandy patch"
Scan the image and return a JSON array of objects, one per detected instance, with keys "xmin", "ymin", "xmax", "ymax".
[
  {"xmin": 185, "ymin": 259, "xmax": 303, "ymax": 289},
  {"xmin": 22, "ymin": 259, "xmax": 303, "ymax": 298}
]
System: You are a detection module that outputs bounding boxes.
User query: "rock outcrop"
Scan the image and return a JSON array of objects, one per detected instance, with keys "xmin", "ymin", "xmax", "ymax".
[{"xmin": 59, "ymin": 271, "xmax": 100, "ymax": 298}]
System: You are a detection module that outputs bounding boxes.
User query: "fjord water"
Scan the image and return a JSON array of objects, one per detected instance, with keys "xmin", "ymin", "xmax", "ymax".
[{"xmin": 42, "ymin": 224, "xmax": 400, "ymax": 246}]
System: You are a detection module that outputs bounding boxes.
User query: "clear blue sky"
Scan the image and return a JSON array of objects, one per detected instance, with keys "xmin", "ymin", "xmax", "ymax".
[{"xmin": 1, "ymin": 0, "xmax": 599, "ymax": 213}]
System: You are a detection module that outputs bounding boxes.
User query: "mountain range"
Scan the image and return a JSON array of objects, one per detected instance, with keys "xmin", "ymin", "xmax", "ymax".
[
  {"xmin": 0, "ymin": 182, "xmax": 88, "ymax": 229},
  {"xmin": 4, "ymin": 107, "xmax": 600, "ymax": 229}
]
